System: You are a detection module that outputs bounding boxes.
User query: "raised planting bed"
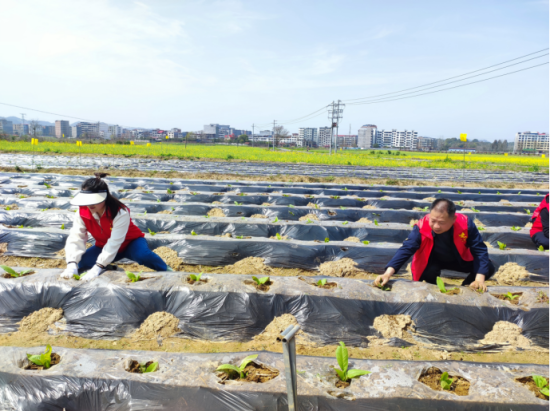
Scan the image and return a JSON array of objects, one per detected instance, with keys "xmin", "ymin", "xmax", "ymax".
[
  {"xmin": 0, "ymin": 347, "xmax": 547, "ymax": 410},
  {"xmin": 0, "ymin": 270, "xmax": 547, "ymax": 350}
]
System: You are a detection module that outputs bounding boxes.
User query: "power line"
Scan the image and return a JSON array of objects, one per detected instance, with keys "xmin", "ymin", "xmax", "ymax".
[
  {"xmin": 345, "ymin": 53, "xmax": 548, "ymax": 103},
  {"xmin": 346, "ymin": 61, "xmax": 549, "ymax": 106},
  {"xmin": 0, "ymin": 102, "xmax": 95, "ymax": 122},
  {"xmin": 343, "ymin": 47, "xmax": 548, "ymax": 102}
]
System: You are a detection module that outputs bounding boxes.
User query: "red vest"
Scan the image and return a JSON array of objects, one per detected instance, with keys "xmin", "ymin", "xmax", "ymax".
[
  {"xmin": 411, "ymin": 213, "xmax": 474, "ymax": 281},
  {"xmin": 79, "ymin": 206, "xmax": 144, "ymax": 252},
  {"xmin": 530, "ymin": 194, "xmax": 549, "ymax": 237}
]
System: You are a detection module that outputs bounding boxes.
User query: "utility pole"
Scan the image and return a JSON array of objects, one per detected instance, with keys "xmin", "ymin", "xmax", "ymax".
[
  {"xmin": 251, "ymin": 123, "xmax": 255, "ymax": 148},
  {"xmin": 327, "ymin": 100, "xmax": 345, "ymax": 155},
  {"xmin": 272, "ymin": 120, "xmax": 277, "ymax": 151},
  {"xmin": 20, "ymin": 113, "xmax": 26, "ymax": 137}
]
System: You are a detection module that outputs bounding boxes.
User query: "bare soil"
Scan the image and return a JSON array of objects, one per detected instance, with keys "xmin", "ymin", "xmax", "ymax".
[
  {"xmin": 127, "ymin": 360, "xmax": 156, "ymax": 374},
  {"xmin": 132, "ymin": 312, "xmax": 181, "ymax": 340},
  {"xmin": 480, "ymin": 321, "xmax": 533, "ymax": 349},
  {"xmin": 343, "ymin": 236, "xmax": 360, "ymax": 243},
  {"xmin": 362, "ymin": 205, "xmax": 376, "ymax": 209},
  {"xmin": 494, "ymin": 263, "xmax": 530, "ymax": 285},
  {"xmin": 443, "ymin": 288, "xmax": 461, "ymax": 295},
  {"xmin": 423, "ymin": 197, "xmax": 436, "ymax": 202},
  {"xmin": 335, "ymin": 379, "xmax": 351, "ymax": 388},
  {"xmin": 19, "ymin": 308, "xmax": 63, "ymax": 333},
  {"xmin": 299, "ymin": 213, "xmax": 319, "ymax": 221},
  {"xmin": 318, "ymin": 258, "xmax": 367, "ymax": 277},
  {"xmin": 218, "ymin": 362, "xmax": 279, "ymax": 384},
  {"xmin": 491, "ymin": 292, "xmax": 522, "ymax": 305},
  {"xmin": 357, "ymin": 217, "xmax": 372, "ymax": 223},
  {"xmin": 516, "ymin": 376, "xmax": 549, "ymax": 400},
  {"xmin": 208, "ymin": 208, "xmax": 226, "ymax": 217},
  {"xmin": 157, "ymin": 210, "xmax": 173, "ymax": 214},
  {"xmin": 250, "ymin": 214, "xmax": 267, "ymax": 218},
  {"xmin": 244, "ymin": 279, "xmax": 272, "ymax": 292},
  {"xmin": 419, "ymin": 367, "xmax": 470, "ymax": 396},
  {"xmin": 25, "ymin": 353, "xmax": 61, "ymax": 370},
  {"xmin": 373, "ymin": 315, "xmax": 415, "ymax": 339}
]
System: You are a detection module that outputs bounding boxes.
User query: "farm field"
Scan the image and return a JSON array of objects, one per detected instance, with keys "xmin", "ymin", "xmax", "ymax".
[
  {"xmin": 0, "ymin": 170, "xmax": 548, "ymax": 409},
  {"xmin": 0, "ymin": 140, "xmax": 548, "ymax": 172}
]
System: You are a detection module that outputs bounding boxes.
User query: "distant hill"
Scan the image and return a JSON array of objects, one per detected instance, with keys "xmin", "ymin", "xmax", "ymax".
[{"xmin": 0, "ymin": 116, "xmax": 55, "ymax": 126}]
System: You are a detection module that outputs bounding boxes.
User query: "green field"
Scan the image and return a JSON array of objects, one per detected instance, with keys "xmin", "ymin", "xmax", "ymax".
[{"xmin": 0, "ymin": 140, "xmax": 547, "ymax": 172}]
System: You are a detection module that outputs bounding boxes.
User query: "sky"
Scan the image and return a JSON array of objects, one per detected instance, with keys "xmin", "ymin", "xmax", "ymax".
[{"xmin": 0, "ymin": 0, "xmax": 548, "ymax": 140}]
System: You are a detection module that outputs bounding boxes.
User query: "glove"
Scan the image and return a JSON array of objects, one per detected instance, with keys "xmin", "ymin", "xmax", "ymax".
[
  {"xmin": 81, "ymin": 264, "xmax": 105, "ymax": 282},
  {"xmin": 60, "ymin": 263, "xmax": 79, "ymax": 279}
]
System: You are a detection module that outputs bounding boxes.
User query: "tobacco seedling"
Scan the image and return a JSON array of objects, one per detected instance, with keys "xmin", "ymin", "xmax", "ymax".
[
  {"xmin": 235, "ymin": 235, "xmax": 244, "ymax": 239},
  {"xmin": 60, "ymin": 223, "xmax": 66, "ymax": 230},
  {"xmin": 317, "ymin": 279, "xmax": 327, "ymax": 286},
  {"xmin": 477, "ymin": 226, "xmax": 485, "ymax": 231},
  {"xmin": 273, "ymin": 217, "xmax": 279, "ymax": 223},
  {"xmin": 517, "ymin": 191, "xmax": 521, "ymax": 195},
  {"xmin": 157, "ymin": 199, "xmax": 161, "ymax": 203},
  {"xmin": 362, "ymin": 240, "xmax": 370, "ymax": 245},
  {"xmin": 306, "ymin": 219, "xmax": 313, "ymax": 224},
  {"xmin": 148, "ymin": 228, "xmax": 156, "ymax": 236},
  {"xmin": 497, "ymin": 241, "xmax": 506, "ymax": 250},
  {"xmin": 288, "ymin": 204, "xmax": 295, "ymax": 208},
  {"xmin": 189, "ymin": 272, "xmax": 203, "ymax": 282},
  {"xmin": 73, "ymin": 274, "xmax": 81, "ymax": 280},
  {"xmin": 457, "ymin": 190, "xmax": 462, "ymax": 194},
  {"xmin": 335, "ymin": 341, "xmax": 370, "ymax": 382},
  {"xmin": 171, "ymin": 207, "xmax": 175, "ymax": 211},
  {"xmin": 511, "ymin": 226, "xmax": 521, "ymax": 231},
  {"xmin": 252, "ymin": 276, "xmax": 270, "ymax": 286},
  {"xmin": 126, "ymin": 270, "xmax": 142, "ymax": 282},
  {"xmin": 436, "ymin": 277, "xmax": 456, "ymax": 294},
  {"xmin": 532, "ymin": 375, "xmax": 549, "ymax": 397},
  {"xmin": 238, "ymin": 193, "xmax": 246, "ymax": 196},
  {"xmin": 343, "ymin": 187, "xmax": 348, "ymax": 191},
  {"xmin": 340, "ymin": 206, "xmax": 346, "ymax": 210},
  {"xmin": 234, "ymin": 201, "xmax": 242, "ymax": 206},
  {"xmin": 331, "ymin": 196, "xmax": 340, "ymax": 199},
  {"xmin": 497, "ymin": 191, "xmax": 501, "ymax": 195},
  {"xmin": 377, "ymin": 283, "xmax": 391, "ymax": 291},
  {"xmin": 437, "ymin": 190, "xmax": 442, "ymax": 193},
  {"xmin": 27, "ymin": 344, "xmax": 53, "ymax": 369},
  {"xmin": 504, "ymin": 292, "xmax": 519, "ymax": 301},
  {"xmin": 471, "ymin": 208, "xmax": 479, "ymax": 212},
  {"xmin": 539, "ymin": 245, "xmax": 545, "ymax": 252},
  {"xmin": 44, "ymin": 183, "xmax": 52, "ymax": 189},
  {"xmin": 191, "ymin": 230, "xmax": 197, "ymax": 235},
  {"xmin": 374, "ymin": 219, "xmax": 379, "ymax": 226},
  {"xmin": 440, "ymin": 372, "xmax": 453, "ymax": 390},
  {"xmin": 216, "ymin": 354, "xmax": 258, "ymax": 379},
  {"xmin": 275, "ymin": 233, "xmax": 283, "ymax": 240},
  {"xmin": 525, "ymin": 209, "xmax": 531, "ymax": 215},
  {"xmin": 139, "ymin": 361, "xmax": 159, "ymax": 373},
  {"xmin": 324, "ymin": 237, "xmax": 330, "ymax": 243},
  {"xmin": 0, "ymin": 265, "xmax": 33, "ymax": 278},
  {"xmin": 342, "ymin": 221, "xmax": 349, "ymax": 225}
]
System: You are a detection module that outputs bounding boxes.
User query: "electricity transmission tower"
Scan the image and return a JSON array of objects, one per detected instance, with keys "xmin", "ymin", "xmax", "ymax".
[{"xmin": 328, "ymin": 100, "xmax": 345, "ymax": 155}]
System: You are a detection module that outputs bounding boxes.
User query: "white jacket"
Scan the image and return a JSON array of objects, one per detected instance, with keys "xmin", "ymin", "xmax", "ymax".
[{"xmin": 65, "ymin": 208, "xmax": 130, "ymax": 267}]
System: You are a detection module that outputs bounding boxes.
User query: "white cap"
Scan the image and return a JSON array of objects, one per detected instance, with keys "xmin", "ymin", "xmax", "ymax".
[{"xmin": 70, "ymin": 190, "xmax": 108, "ymax": 206}]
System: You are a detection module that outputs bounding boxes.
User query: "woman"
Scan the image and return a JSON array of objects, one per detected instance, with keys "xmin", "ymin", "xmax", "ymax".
[{"xmin": 61, "ymin": 173, "xmax": 170, "ymax": 281}]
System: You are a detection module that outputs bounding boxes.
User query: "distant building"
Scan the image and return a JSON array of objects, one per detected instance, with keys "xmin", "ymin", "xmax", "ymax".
[
  {"xmin": 318, "ymin": 127, "xmax": 332, "ymax": 147},
  {"xmin": 42, "ymin": 125, "xmax": 55, "ymax": 136},
  {"xmin": 203, "ymin": 124, "xmax": 230, "ymax": 140},
  {"xmin": 448, "ymin": 148, "xmax": 476, "ymax": 153},
  {"xmin": 280, "ymin": 133, "xmax": 302, "ymax": 146},
  {"xmin": 337, "ymin": 135, "xmax": 358, "ymax": 148},
  {"xmin": 357, "ymin": 124, "xmax": 377, "ymax": 148},
  {"xmin": 375, "ymin": 129, "xmax": 418, "ymax": 149},
  {"xmin": 299, "ymin": 127, "xmax": 318, "ymax": 146},
  {"xmin": 13, "ymin": 123, "xmax": 29, "ymax": 135},
  {"xmin": 55, "ymin": 120, "xmax": 71, "ymax": 138},
  {"xmin": 108, "ymin": 125, "xmax": 123, "ymax": 138},
  {"xmin": 514, "ymin": 132, "xmax": 549, "ymax": 153},
  {"xmin": 0, "ymin": 119, "xmax": 13, "ymax": 135},
  {"xmin": 417, "ymin": 136, "xmax": 437, "ymax": 151}
]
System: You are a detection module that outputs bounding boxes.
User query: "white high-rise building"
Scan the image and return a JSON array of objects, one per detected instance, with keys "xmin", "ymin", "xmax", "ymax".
[
  {"xmin": 299, "ymin": 127, "xmax": 318, "ymax": 145},
  {"xmin": 514, "ymin": 132, "xmax": 549, "ymax": 153},
  {"xmin": 375, "ymin": 129, "xmax": 418, "ymax": 149},
  {"xmin": 357, "ymin": 124, "xmax": 377, "ymax": 148},
  {"xmin": 318, "ymin": 127, "xmax": 332, "ymax": 147}
]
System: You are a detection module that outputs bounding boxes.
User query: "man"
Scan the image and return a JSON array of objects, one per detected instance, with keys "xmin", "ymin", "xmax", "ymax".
[
  {"xmin": 375, "ymin": 198, "xmax": 495, "ymax": 292},
  {"xmin": 530, "ymin": 193, "xmax": 549, "ymax": 250}
]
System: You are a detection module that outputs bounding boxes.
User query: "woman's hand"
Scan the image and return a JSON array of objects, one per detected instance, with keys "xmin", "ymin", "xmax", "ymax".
[
  {"xmin": 374, "ymin": 267, "xmax": 395, "ymax": 287},
  {"xmin": 81, "ymin": 264, "xmax": 104, "ymax": 282},
  {"xmin": 60, "ymin": 263, "xmax": 78, "ymax": 279},
  {"xmin": 469, "ymin": 274, "xmax": 487, "ymax": 293}
]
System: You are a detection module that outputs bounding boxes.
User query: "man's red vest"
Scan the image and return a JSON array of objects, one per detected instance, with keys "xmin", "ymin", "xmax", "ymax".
[
  {"xmin": 530, "ymin": 194, "xmax": 549, "ymax": 237},
  {"xmin": 411, "ymin": 213, "xmax": 473, "ymax": 281},
  {"xmin": 79, "ymin": 206, "xmax": 144, "ymax": 252}
]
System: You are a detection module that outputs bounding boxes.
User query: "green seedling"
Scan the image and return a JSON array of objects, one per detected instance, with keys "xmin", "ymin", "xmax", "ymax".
[
  {"xmin": 335, "ymin": 341, "xmax": 370, "ymax": 382},
  {"xmin": 317, "ymin": 279, "xmax": 327, "ymax": 286},
  {"xmin": 46, "ymin": 195, "xmax": 55, "ymax": 199},
  {"xmin": 273, "ymin": 217, "xmax": 279, "ymax": 223},
  {"xmin": 157, "ymin": 199, "xmax": 161, "ymax": 203},
  {"xmin": 331, "ymin": 196, "xmax": 340, "ymax": 199},
  {"xmin": 171, "ymin": 207, "xmax": 175, "ymax": 211},
  {"xmin": 539, "ymin": 245, "xmax": 545, "ymax": 252},
  {"xmin": 252, "ymin": 276, "xmax": 270, "ymax": 285},
  {"xmin": 306, "ymin": 219, "xmax": 313, "ymax": 224},
  {"xmin": 379, "ymin": 189, "xmax": 383, "ymax": 192},
  {"xmin": 497, "ymin": 191, "xmax": 501, "ymax": 195},
  {"xmin": 166, "ymin": 188, "xmax": 173, "ymax": 194},
  {"xmin": 60, "ymin": 223, "xmax": 66, "ymax": 230},
  {"xmin": 18, "ymin": 225, "xmax": 24, "ymax": 228},
  {"xmin": 216, "ymin": 354, "xmax": 258, "ymax": 379},
  {"xmin": 73, "ymin": 274, "xmax": 81, "ymax": 280},
  {"xmin": 27, "ymin": 344, "xmax": 53, "ymax": 369},
  {"xmin": 170, "ymin": 182, "xmax": 173, "ymax": 185},
  {"xmin": 139, "ymin": 361, "xmax": 159, "ymax": 373},
  {"xmin": 478, "ymin": 191, "xmax": 481, "ymax": 194},
  {"xmin": 362, "ymin": 240, "xmax": 370, "ymax": 245},
  {"xmin": 471, "ymin": 208, "xmax": 479, "ymax": 212},
  {"xmin": 377, "ymin": 283, "xmax": 391, "ymax": 291},
  {"xmin": 537, "ymin": 192, "xmax": 540, "ymax": 196},
  {"xmin": 497, "ymin": 241, "xmax": 506, "ymax": 250},
  {"xmin": 343, "ymin": 187, "xmax": 348, "ymax": 191},
  {"xmin": 191, "ymin": 230, "xmax": 197, "ymax": 236},
  {"xmin": 374, "ymin": 219, "xmax": 379, "ymax": 226},
  {"xmin": 436, "ymin": 277, "xmax": 453, "ymax": 294},
  {"xmin": 126, "ymin": 270, "xmax": 142, "ymax": 282},
  {"xmin": 340, "ymin": 206, "xmax": 346, "ymax": 210},
  {"xmin": 525, "ymin": 209, "xmax": 531, "ymax": 215},
  {"xmin": 234, "ymin": 201, "xmax": 242, "ymax": 206},
  {"xmin": 511, "ymin": 226, "xmax": 521, "ymax": 231},
  {"xmin": 235, "ymin": 235, "xmax": 244, "ymax": 239},
  {"xmin": 148, "ymin": 228, "xmax": 156, "ymax": 236},
  {"xmin": 440, "ymin": 372, "xmax": 453, "ymax": 390},
  {"xmin": 437, "ymin": 190, "xmax": 442, "ymax": 193},
  {"xmin": 504, "ymin": 292, "xmax": 519, "ymax": 301},
  {"xmin": 324, "ymin": 237, "xmax": 330, "ymax": 243},
  {"xmin": 190, "ymin": 191, "xmax": 197, "ymax": 195},
  {"xmin": 532, "ymin": 375, "xmax": 549, "ymax": 397},
  {"xmin": 342, "ymin": 221, "xmax": 349, "ymax": 225},
  {"xmin": 276, "ymin": 233, "xmax": 282, "ymax": 240},
  {"xmin": 0, "ymin": 265, "xmax": 33, "ymax": 278},
  {"xmin": 189, "ymin": 272, "xmax": 203, "ymax": 282},
  {"xmin": 238, "ymin": 193, "xmax": 246, "ymax": 196},
  {"xmin": 282, "ymin": 194, "xmax": 290, "ymax": 197},
  {"xmin": 5, "ymin": 206, "xmax": 11, "ymax": 211},
  {"xmin": 517, "ymin": 191, "xmax": 521, "ymax": 195},
  {"xmin": 288, "ymin": 204, "xmax": 295, "ymax": 208},
  {"xmin": 477, "ymin": 226, "xmax": 485, "ymax": 231},
  {"xmin": 457, "ymin": 190, "xmax": 462, "ymax": 194}
]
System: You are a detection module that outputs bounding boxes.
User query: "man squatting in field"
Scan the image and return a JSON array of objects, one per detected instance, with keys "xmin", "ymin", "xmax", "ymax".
[
  {"xmin": 60, "ymin": 173, "xmax": 171, "ymax": 281},
  {"xmin": 375, "ymin": 198, "xmax": 494, "ymax": 292},
  {"xmin": 530, "ymin": 193, "xmax": 549, "ymax": 250}
]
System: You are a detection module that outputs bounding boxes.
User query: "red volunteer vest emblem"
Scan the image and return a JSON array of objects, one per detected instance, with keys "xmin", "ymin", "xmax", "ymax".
[
  {"xmin": 79, "ymin": 207, "xmax": 144, "ymax": 252},
  {"xmin": 410, "ymin": 213, "xmax": 473, "ymax": 281},
  {"xmin": 530, "ymin": 194, "xmax": 549, "ymax": 237}
]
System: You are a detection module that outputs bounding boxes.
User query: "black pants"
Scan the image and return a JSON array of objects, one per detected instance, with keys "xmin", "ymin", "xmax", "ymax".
[
  {"xmin": 419, "ymin": 254, "xmax": 495, "ymax": 286},
  {"xmin": 532, "ymin": 232, "xmax": 549, "ymax": 250}
]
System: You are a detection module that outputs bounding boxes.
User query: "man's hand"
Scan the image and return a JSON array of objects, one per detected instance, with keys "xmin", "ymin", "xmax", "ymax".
[
  {"xmin": 374, "ymin": 267, "xmax": 395, "ymax": 287},
  {"xmin": 469, "ymin": 274, "xmax": 487, "ymax": 293}
]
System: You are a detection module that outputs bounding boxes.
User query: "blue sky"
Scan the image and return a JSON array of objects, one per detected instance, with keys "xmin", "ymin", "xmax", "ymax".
[{"xmin": 0, "ymin": 0, "xmax": 548, "ymax": 140}]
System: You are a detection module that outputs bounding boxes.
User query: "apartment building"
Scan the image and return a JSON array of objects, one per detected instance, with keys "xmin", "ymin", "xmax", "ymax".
[
  {"xmin": 417, "ymin": 136, "xmax": 438, "ymax": 151},
  {"xmin": 337, "ymin": 135, "xmax": 358, "ymax": 148},
  {"xmin": 514, "ymin": 132, "xmax": 549, "ymax": 153},
  {"xmin": 357, "ymin": 124, "xmax": 377, "ymax": 148},
  {"xmin": 374, "ymin": 129, "xmax": 418, "ymax": 149},
  {"xmin": 298, "ymin": 127, "xmax": 318, "ymax": 145},
  {"xmin": 55, "ymin": 120, "xmax": 71, "ymax": 138},
  {"xmin": 0, "ymin": 119, "xmax": 13, "ymax": 135},
  {"xmin": 318, "ymin": 126, "xmax": 332, "ymax": 147}
]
